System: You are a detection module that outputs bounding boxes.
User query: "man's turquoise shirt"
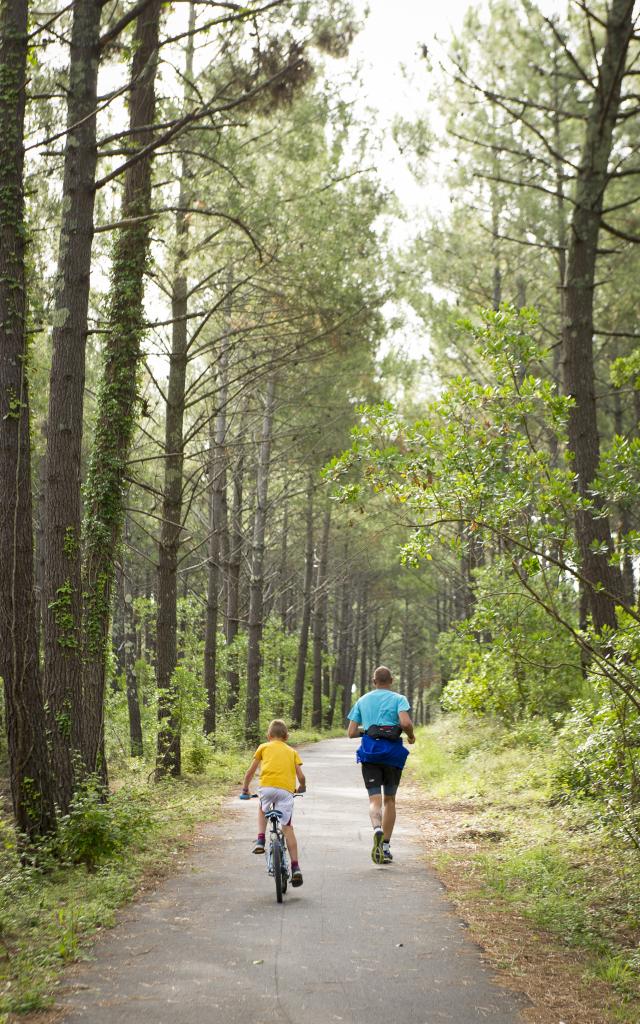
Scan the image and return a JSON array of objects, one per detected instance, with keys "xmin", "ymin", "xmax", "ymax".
[{"xmin": 347, "ymin": 689, "xmax": 410, "ymax": 730}]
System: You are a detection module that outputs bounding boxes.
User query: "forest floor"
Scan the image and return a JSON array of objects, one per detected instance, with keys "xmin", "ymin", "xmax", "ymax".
[{"xmin": 408, "ymin": 715, "xmax": 640, "ymax": 1024}]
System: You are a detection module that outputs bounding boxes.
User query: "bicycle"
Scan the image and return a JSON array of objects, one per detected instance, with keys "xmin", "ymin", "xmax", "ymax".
[
  {"xmin": 239, "ymin": 791, "xmax": 300, "ymax": 903},
  {"xmin": 264, "ymin": 803, "xmax": 289, "ymax": 903}
]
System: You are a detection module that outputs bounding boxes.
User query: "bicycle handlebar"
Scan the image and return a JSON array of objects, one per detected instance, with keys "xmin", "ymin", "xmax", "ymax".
[{"xmin": 239, "ymin": 791, "xmax": 305, "ymax": 800}]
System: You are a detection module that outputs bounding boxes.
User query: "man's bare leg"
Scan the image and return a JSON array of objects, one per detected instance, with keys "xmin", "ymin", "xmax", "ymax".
[
  {"xmin": 368, "ymin": 793, "xmax": 382, "ymax": 830},
  {"xmin": 382, "ymin": 794, "xmax": 396, "ymax": 841}
]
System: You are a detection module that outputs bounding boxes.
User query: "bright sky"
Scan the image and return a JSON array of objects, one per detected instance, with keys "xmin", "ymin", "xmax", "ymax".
[{"xmin": 338, "ymin": 0, "xmax": 566, "ymax": 360}]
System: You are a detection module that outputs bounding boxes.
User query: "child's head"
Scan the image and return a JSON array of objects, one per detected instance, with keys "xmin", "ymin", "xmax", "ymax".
[
  {"xmin": 373, "ymin": 665, "xmax": 393, "ymax": 687},
  {"xmin": 267, "ymin": 719, "xmax": 289, "ymax": 741}
]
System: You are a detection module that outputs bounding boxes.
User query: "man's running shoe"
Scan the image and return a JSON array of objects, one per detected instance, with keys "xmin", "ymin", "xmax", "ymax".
[
  {"xmin": 291, "ymin": 868, "xmax": 303, "ymax": 887},
  {"xmin": 383, "ymin": 842, "xmax": 393, "ymax": 863},
  {"xmin": 253, "ymin": 840, "xmax": 265, "ymax": 854},
  {"xmin": 371, "ymin": 827, "xmax": 384, "ymax": 864}
]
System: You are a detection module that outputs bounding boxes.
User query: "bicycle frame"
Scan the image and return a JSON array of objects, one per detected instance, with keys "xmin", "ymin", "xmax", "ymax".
[{"xmin": 264, "ymin": 806, "xmax": 289, "ymax": 902}]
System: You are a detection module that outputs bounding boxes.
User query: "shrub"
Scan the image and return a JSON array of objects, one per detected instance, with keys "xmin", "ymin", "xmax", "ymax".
[{"xmin": 55, "ymin": 779, "xmax": 153, "ymax": 870}]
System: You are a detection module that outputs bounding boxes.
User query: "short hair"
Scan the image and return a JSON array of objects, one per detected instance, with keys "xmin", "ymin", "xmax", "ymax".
[
  {"xmin": 373, "ymin": 666, "xmax": 393, "ymax": 685},
  {"xmin": 267, "ymin": 719, "xmax": 289, "ymax": 740}
]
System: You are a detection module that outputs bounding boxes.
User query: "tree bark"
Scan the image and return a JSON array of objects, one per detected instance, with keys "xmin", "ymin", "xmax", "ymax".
[
  {"xmin": 42, "ymin": 0, "xmax": 102, "ymax": 813},
  {"xmin": 245, "ymin": 378, "xmax": 276, "ymax": 744},
  {"xmin": 156, "ymin": 4, "xmax": 195, "ymax": 776},
  {"xmin": 312, "ymin": 508, "xmax": 330, "ymax": 728},
  {"xmin": 561, "ymin": 0, "xmax": 633, "ymax": 632},
  {"xmin": 0, "ymin": 0, "xmax": 57, "ymax": 839},
  {"xmin": 121, "ymin": 538, "xmax": 143, "ymax": 757},
  {"xmin": 204, "ymin": 289, "xmax": 231, "ymax": 733},
  {"xmin": 226, "ymin": 399, "xmax": 247, "ymax": 710},
  {"xmin": 291, "ymin": 478, "xmax": 314, "ymax": 727},
  {"xmin": 82, "ymin": 0, "xmax": 162, "ymax": 778}
]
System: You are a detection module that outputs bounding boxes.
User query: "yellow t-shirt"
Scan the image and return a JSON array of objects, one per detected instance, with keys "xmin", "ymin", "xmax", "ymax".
[{"xmin": 254, "ymin": 740, "xmax": 302, "ymax": 793}]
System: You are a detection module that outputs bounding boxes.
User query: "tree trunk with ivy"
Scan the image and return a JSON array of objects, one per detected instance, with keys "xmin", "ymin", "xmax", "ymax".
[
  {"xmin": 245, "ymin": 378, "xmax": 276, "ymax": 744},
  {"xmin": 561, "ymin": 0, "xmax": 633, "ymax": 633},
  {"xmin": 82, "ymin": 0, "xmax": 162, "ymax": 778},
  {"xmin": 0, "ymin": 0, "xmax": 57, "ymax": 839}
]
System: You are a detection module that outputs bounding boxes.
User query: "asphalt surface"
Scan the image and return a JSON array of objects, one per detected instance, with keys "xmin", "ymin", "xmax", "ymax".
[{"xmin": 60, "ymin": 737, "xmax": 527, "ymax": 1024}]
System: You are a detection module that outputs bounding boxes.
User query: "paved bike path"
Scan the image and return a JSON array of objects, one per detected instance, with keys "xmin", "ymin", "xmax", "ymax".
[{"xmin": 60, "ymin": 738, "xmax": 526, "ymax": 1023}]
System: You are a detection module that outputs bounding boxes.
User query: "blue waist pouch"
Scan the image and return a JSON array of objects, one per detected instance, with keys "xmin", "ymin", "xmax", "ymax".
[{"xmin": 356, "ymin": 734, "xmax": 409, "ymax": 768}]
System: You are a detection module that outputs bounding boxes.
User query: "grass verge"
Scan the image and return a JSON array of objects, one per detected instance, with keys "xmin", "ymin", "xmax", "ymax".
[{"xmin": 409, "ymin": 715, "xmax": 640, "ymax": 1024}]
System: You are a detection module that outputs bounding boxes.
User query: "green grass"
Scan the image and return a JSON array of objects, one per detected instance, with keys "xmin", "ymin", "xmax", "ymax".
[{"xmin": 411, "ymin": 714, "xmax": 640, "ymax": 1021}]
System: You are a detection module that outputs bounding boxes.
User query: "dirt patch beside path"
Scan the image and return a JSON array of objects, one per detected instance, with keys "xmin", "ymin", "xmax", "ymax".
[{"xmin": 402, "ymin": 783, "xmax": 620, "ymax": 1024}]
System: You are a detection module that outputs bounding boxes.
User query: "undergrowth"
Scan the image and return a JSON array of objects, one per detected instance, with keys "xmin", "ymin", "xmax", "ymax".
[{"xmin": 411, "ymin": 714, "xmax": 640, "ymax": 1022}]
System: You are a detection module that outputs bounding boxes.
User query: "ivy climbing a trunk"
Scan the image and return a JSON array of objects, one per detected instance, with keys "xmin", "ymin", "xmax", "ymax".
[{"xmin": 82, "ymin": 0, "xmax": 162, "ymax": 779}]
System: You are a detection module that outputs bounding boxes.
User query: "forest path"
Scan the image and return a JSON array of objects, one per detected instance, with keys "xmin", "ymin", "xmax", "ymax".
[{"xmin": 59, "ymin": 738, "xmax": 526, "ymax": 1024}]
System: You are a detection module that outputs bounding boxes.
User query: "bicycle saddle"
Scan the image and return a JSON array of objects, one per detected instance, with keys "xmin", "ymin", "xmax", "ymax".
[{"xmin": 265, "ymin": 809, "xmax": 284, "ymax": 821}]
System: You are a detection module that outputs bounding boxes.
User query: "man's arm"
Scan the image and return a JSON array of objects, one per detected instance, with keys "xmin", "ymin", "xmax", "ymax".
[
  {"xmin": 347, "ymin": 718, "xmax": 361, "ymax": 739},
  {"xmin": 399, "ymin": 710, "xmax": 416, "ymax": 744},
  {"xmin": 296, "ymin": 764, "xmax": 306, "ymax": 792},
  {"xmin": 242, "ymin": 757, "xmax": 260, "ymax": 793}
]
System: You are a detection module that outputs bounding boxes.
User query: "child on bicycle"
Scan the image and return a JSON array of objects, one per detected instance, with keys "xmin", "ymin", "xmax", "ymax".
[{"xmin": 241, "ymin": 719, "xmax": 306, "ymax": 886}]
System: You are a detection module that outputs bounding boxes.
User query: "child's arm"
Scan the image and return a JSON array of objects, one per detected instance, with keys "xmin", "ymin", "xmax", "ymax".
[
  {"xmin": 242, "ymin": 757, "xmax": 260, "ymax": 794},
  {"xmin": 295, "ymin": 764, "xmax": 306, "ymax": 793}
]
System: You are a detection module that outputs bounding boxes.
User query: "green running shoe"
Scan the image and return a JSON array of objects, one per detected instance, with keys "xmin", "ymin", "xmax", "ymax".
[{"xmin": 371, "ymin": 827, "xmax": 384, "ymax": 864}]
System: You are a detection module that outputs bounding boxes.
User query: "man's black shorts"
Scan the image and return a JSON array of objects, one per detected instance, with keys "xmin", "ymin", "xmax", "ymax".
[{"xmin": 361, "ymin": 762, "xmax": 403, "ymax": 796}]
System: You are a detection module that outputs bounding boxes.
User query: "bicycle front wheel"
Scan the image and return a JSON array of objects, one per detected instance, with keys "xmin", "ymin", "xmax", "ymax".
[{"xmin": 272, "ymin": 838, "xmax": 283, "ymax": 903}]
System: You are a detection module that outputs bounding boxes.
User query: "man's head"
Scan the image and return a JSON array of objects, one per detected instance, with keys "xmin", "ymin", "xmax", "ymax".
[
  {"xmin": 372, "ymin": 665, "xmax": 393, "ymax": 688},
  {"xmin": 267, "ymin": 718, "xmax": 289, "ymax": 741}
]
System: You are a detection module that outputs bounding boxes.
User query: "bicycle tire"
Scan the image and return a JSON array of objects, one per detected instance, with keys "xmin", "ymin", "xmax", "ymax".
[
  {"xmin": 273, "ymin": 837, "xmax": 283, "ymax": 902},
  {"xmin": 281, "ymin": 843, "xmax": 288, "ymax": 894}
]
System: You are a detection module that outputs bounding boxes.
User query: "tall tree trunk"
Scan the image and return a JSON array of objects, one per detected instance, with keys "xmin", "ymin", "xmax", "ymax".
[
  {"xmin": 226, "ymin": 401, "xmax": 247, "ymax": 710},
  {"xmin": 359, "ymin": 588, "xmax": 369, "ymax": 696},
  {"xmin": 0, "ymin": 0, "xmax": 56, "ymax": 839},
  {"xmin": 245, "ymin": 378, "xmax": 276, "ymax": 744},
  {"xmin": 43, "ymin": 0, "xmax": 102, "ymax": 814},
  {"xmin": 82, "ymin": 0, "xmax": 162, "ymax": 778},
  {"xmin": 122, "ymin": 536, "xmax": 143, "ymax": 757},
  {"xmin": 204, "ymin": 289, "xmax": 231, "ymax": 733},
  {"xmin": 312, "ymin": 508, "xmax": 330, "ymax": 728},
  {"xmin": 291, "ymin": 478, "xmax": 314, "ymax": 727},
  {"xmin": 156, "ymin": 5, "xmax": 195, "ymax": 777},
  {"xmin": 561, "ymin": 0, "xmax": 632, "ymax": 632},
  {"xmin": 203, "ymin": 439, "xmax": 219, "ymax": 736}
]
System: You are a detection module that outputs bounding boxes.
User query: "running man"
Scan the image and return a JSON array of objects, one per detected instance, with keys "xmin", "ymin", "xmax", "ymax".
[{"xmin": 347, "ymin": 665, "xmax": 416, "ymax": 864}]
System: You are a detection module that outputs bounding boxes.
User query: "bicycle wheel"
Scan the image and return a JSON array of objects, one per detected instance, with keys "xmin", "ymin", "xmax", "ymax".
[
  {"xmin": 272, "ymin": 837, "xmax": 283, "ymax": 903},
  {"xmin": 280, "ymin": 840, "xmax": 288, "ymax": 895}
]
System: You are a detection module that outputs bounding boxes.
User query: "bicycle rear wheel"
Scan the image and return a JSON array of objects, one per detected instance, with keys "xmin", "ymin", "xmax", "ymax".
[
  {"xmin": 281, "ymin": 841, "xmax": 288, "ymax": 895},
  {"xmin": 272, "ymin": 837, "xmax": 283, "ymax": 902}
]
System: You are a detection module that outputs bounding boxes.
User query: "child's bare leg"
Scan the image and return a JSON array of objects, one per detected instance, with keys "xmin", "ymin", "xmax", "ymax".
[
  {"xmin": 282, "ymin": 823, "xmax": 298, "ymax": 862},
  {"xmin": 257, "ymin": 806, "xmax": 266, "ymax": 835}
]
